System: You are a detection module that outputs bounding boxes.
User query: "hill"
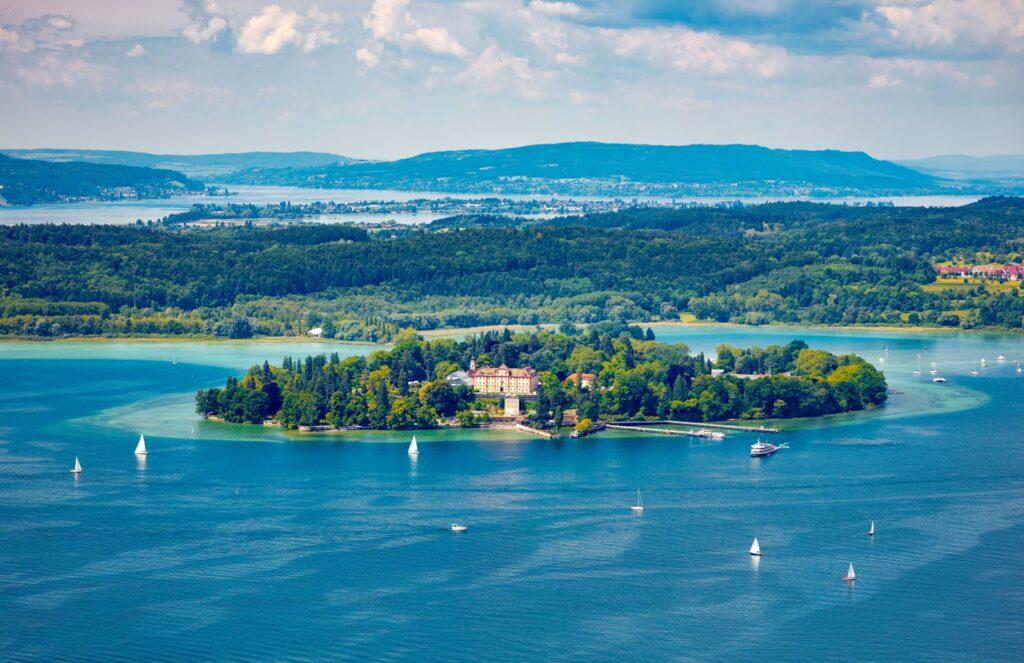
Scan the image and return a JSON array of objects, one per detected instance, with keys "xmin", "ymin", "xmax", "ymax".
[
  {"xmin": 225, "ymin": 142, "xmax": 939, "ymax": 196},
  {"xmin": 0, "ymin": 149, "xmax": 354, "ymax": 179},
  {"xmin": 0, "ymin": 154, "xmax": 204, "ymax": 205},
  {"xmin": 897, "ymin": 154, "xmax": 1024, "ymax": 180}
]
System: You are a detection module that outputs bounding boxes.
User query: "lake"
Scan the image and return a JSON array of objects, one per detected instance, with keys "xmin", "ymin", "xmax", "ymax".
[
  {"xmin": 0, "ymin": 185, "xmax": 984, "ymax": 225},
  {"xmin": 1, "ymin": 327, "xmax": 1021, "ymax": 660}
]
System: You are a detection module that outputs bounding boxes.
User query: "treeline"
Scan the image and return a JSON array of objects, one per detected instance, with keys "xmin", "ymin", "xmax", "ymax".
[
  {"xmin": 1, "ymin": 198, "xmax": 1023, "ymax": 339},
  {"xmin": 0, "ymin": 154, "xmax": 204, "ymax": 205},
  {"xmin": 195, "ymin": 326, "xmax": 887, "ymax": 430}
]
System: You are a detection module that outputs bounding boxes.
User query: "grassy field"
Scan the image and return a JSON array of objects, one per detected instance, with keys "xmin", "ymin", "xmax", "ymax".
[{"xmin": 922, "ymin": 278, "xmax": 1022, "ymax": 294}]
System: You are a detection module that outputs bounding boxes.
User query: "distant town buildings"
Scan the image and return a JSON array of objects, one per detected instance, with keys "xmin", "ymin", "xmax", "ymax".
[
  {"xmin": 468, "ymin": 359, "xmax": 539, "ymax": 395},
  {"xmin": 934, "ymin": 263, "xmax": 1022, "ymax": 280}
]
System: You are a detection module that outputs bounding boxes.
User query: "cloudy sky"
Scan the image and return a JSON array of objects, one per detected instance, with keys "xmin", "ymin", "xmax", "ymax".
[{"xmin": 0, "ymin": 0, "xmax": 1021, "ymax": 159}]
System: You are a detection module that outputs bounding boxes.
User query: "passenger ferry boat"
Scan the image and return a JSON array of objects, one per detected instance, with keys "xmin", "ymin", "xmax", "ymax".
[{"xmin": 750, "ymin": 438, "xmax": 779, "ymax": 457}]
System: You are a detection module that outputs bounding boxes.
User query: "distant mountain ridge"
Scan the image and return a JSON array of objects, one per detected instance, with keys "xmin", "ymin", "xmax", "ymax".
[
  {"xmin": 0, "ymin": 149, "xmax": 354, "ymax": 179},
  {"xmin": 897, "ymin": 154, "xmax": 1024, "ymax": 180},
  {"xmin": 225, "ymin": 142, "xmax": 940, "ymax": 196},
  {"xmin": 0, "ymin": 154, "xmax": 204, "ymax": 206}
]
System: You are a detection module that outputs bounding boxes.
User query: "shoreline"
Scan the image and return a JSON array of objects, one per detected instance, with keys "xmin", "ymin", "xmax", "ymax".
[{"xmin": 1, "ymin": 320, "xmax": 1020, "ymax": 347}]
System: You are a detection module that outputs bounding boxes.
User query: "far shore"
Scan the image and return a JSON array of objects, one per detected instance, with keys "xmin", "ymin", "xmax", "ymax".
[{"xmin": 0, "ymin": 319, "xmax": 1020, "ymax": 347}]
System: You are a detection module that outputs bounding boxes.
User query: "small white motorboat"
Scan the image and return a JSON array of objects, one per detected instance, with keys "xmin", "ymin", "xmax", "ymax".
[
  {"xmin": 70, "ymin": 457, "xmax": 82, "ymax": 474},
  {"xmin": 450, "ymin": 523, "xmax": 467, "ymax": 532},
  {"xmin": 842, "ymin": 562, "xmax": 856, "ymax": 583},
  {"xmin": 997, "ymin": 355, "xmax": 1006, "ymax": 362},
  {"xmin": 932, "ymin": 376, "xmax": 947, "ymax": 383},
  {"xmin": 631, "ymin": 489, "xmax": 645, "ymax": 512},
  {"xmin": 134, "ymin": 434, "xmax": 147, "ymax": 456},
  {"xmin": 749, "ymin": 537, "xmax": 762, "ymax": 556}
]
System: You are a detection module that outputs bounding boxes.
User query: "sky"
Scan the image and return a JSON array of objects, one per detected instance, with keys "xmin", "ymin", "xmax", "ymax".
[{"xmin": 0, "ymin": 0, "xmax": 1021, "ymax": 160}]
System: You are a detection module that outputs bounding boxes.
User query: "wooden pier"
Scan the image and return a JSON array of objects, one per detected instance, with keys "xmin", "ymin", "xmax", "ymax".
[
  {"xmin": 515, "ymin": 423, "xmax": 562, "ymax": 439},
  {"xmin": 610, "ymin": 420, "xmax": 780, "ymax": 434},
  {"xmin": 605, "ymin": 424, "xmax": 723, "ymax": 438}
]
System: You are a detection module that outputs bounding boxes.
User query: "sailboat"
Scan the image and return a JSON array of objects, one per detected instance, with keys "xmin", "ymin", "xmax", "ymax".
[
  {"xmin": 407, "ymin": 435, "xmax": 419, "ymax": 457},
  {"xmin": 842, "ymin": 562, "xmax": 856, "ymax": 583},
  {"xmin": 749, "ymin": 537, "xmax": 762, "ymax": 556},
  {"xmin": 70, "ymin": 457, "xmax": 82, "ymax": 474},
  {"xmin": 869, "ymin": 521, "xmax": 875, "ymax": 537},
  {"xmin": 134, "ymin": 434, "xmax": 147, "ymax": 455},
  {"xmin": 630, "ymin": 489, "xmax": 644, "ymax": 512}
]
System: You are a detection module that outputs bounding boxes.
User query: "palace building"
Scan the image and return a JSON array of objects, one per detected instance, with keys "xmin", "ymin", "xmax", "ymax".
[{"xmin": 468, "ymin": 359, "xmax": 539, "ymax": 395}]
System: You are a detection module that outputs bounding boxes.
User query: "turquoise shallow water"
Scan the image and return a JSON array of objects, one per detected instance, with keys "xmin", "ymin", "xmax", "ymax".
[{"xmin": 0, "ymin": 329, "xmax": 1022, "ymax": 661}]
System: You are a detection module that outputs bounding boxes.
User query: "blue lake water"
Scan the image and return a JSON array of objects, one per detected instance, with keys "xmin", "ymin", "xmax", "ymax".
[
  {"xmin": 0, "ymin": 185, "xmax": 982, "ymax": 225},
  {"xmin": 0, "ymin": 327, "xmax": 1022, "ymax": 661}
]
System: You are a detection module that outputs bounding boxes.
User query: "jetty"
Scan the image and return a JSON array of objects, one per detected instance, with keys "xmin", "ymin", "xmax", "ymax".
[
  {"xmin": 609, "ymin": 420, "xmax": 780, "ymax": 434},
  {"xmin": 606, "ymin": 424, "xmax": 723, "ymax": 438},
  {"xmin": 516, "ymin": 423, "xmax": 561, "ymax": 439}
]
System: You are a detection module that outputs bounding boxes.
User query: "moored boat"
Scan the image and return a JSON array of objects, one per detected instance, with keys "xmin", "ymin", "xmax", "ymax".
[{"xmin": 450, "ymin": 523, "xmax": 467, "ymax": 532}]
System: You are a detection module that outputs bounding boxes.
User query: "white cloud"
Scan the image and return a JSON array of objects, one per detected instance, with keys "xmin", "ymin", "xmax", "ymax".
[
  {"xmin": 875, "ymin": 0, "xmax": 1024, "ymax": 55},
  {"xmin": 600, "ymin": 26, "xmax": 787, "ymax": 78},
  {"xmin": 16, "ymin": 54, "xmax": 109, "ymax": 88},
  {"xmin": 0, "ymin": 26, "xmax": 21, "ymax": 51},
  {"xmin": 360, "ymin": 0, "xmax": 469, "ymax": 64},
  {"xmin": 235, "ymin": 4, "xmax": 338, "ymax": 55},
  {"xmin": 181, "ymin": 0, "xmax": 229, "ymax": 45},
  {"xmin": 868, "ymin": 72, "xmax": 900, "ymax": 88},
  {"xmin": 461, "ymin": 45, "xmax": 539, "ymax": 97},
  {"xmin": 237, "ymin": 5, "xmax": 302, "ymax": 54},
  {"xmin": 528, "ymin": 1, "xmax": 582, "ymax": 17},
  {"xmin": 0, "ymin": 13, "xmax": 78, "ymax": 53},
  {"xmin": 406, "ymin": 26, "xmax": 468, "ymax": 57},
  {"xmin": 356, "ymin": 46, "xmax": 381, "ymax": 67},
  {"xmin": 364, "ymin": 0, "xmax": 411, "ymax": 40},
  {"xmin": 126, "ymin": 43, "xmax": 146, "ymax": 58}
]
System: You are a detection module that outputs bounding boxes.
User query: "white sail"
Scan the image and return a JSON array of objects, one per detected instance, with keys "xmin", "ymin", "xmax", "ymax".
[
  {"xmin": 408, "ymin": 435, "xmax": 419, "ymax": 456},
  {"xmin": 869, "ymin": 521, "xmax": 875, "ymax": 536},
  {"xmin": 750, "ymin": 537, "xmax": 761, "ymax": 556},
  {"xmin": 135, "ymin": 434, "xmax": 147, "ymax": 455},
  {"xmin": 71, "ymin": 457, "xmax": 82, "ymax": 473},
  {"xmin": 630, "ymin": 489, "xmax": 644, "ymax": 511},
  {"xmin": 845, "ymin": 562, "xmax": 856, "ymax": 581}
]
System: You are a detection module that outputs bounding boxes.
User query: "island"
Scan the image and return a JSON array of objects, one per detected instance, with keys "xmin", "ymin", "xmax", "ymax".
[{"xmin": 195, "ymin": 325, "xmax": 887, "ymax": 431}]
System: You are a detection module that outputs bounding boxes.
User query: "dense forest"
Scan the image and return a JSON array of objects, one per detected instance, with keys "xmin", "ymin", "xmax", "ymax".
[
  {"xmin": 195, "ymin": 326, "xmax": 887, "ymax": 430},
  {"xmin": 0, "ymin": 154, "xmax": 205, "ymax": 205},
  {"xmin": 0, "ymin": 197, "xmax": 1022, "ymax": 340}
]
